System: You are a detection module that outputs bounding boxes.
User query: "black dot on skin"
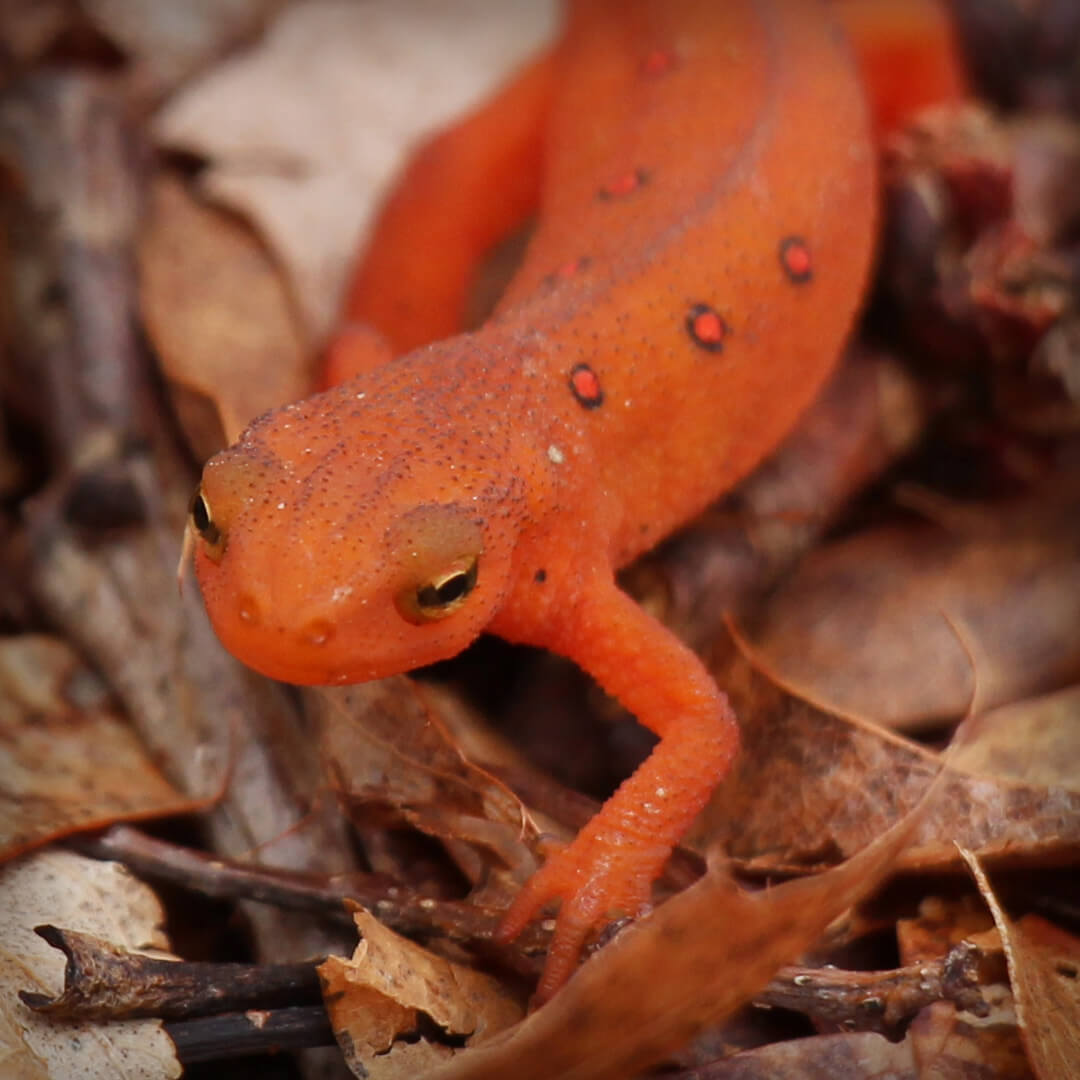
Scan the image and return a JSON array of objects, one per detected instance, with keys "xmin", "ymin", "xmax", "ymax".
[{"xmin": 534, "ymin": 569, "xmax": 547, "ymax": 584}]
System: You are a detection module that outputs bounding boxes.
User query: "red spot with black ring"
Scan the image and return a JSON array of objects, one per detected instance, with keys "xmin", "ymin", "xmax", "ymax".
[
  {"xmin": 568, "ymin": 363, "xmax": 604, "ymax": 409},
  {"xmin": 685, "ymin": 303, "xmax": 728, "ymax": 352},
  {"xmin": 779, "ymin": 235, "xmax": 813, "ymax": 283}
]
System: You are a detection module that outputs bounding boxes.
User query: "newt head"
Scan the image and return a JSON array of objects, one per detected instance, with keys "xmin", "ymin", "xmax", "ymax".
[{"xmin": 189, "ymin": 354, "xmax": 526, "ymax": 686}]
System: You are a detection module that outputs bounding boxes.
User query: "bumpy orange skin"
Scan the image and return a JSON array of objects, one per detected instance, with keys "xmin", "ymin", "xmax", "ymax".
[{"xmin": 194, "ymin": 0, "xmax": 964, "ymax": 1001}]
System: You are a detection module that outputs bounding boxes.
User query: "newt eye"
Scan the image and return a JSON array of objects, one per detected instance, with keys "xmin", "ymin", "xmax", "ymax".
[
  {"xmin": 396, "ymin": 556, "xmax": 478, "ymax": 624},
  {"xmin": 189, "ymin": 488, "xmax": 225, "ymax": 561}
]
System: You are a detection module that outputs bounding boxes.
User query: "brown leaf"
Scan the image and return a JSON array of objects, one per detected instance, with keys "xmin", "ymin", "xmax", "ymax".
[
  {"xmin": 742, "ymin": 497, "xmax": 1080, "ymax": 730},
  {"xmin": 0, "ymin": 850, "xmax": 180, "ymax": 1079},
  {"xmin": 0, "ymin": 636, "xmax": 196, "ymax": 861},
  {"xmin": 82, "ymin": 0, "xmax": 286, "ymax": 103},
  {"xmin": 897, "ymin": 896, "xmax": 1033, "ymax": 1080},
  {"xmin": 152, "ymin": 0, "xmax": 557, "ymax": 337},
  {"xmin": 963, "ymin": 850, "xmax": 1080, "ymax": 1079},
  {"xmin": 318, "ymin": 906, "xmax": 522, "ymax": 1079},
  {"xmin": 699, "ymin": 654, "xmax": 1080, "ymax": 873},
  {"xmin": 138, "ymin": 174, "xmax": 312, "ymax": 454},
  {"xmin": 6, "ymin": 57, "xmax": 361, "ymax": 989},
  {"xmin": 0, "ymin": 1, "xmax": 70, "ymax": 67},
  {"xmin": 907, "ymin": 983, "xmax": 1036, "ymax": 1080},
  {"xmin": 315, "ymin": 680, "xmax": 536, "ymax": 896},
  {"xmin": 422, "ymin": 778, "xmax": 939, "ymax": 1080},
  {"xmin": 950, "ymin": 684, "xmax": 1080, "ymax": 789},
  {"xmin": 0, "ymin": 73, "xmax": 143, "ymax": 482},
  {"xmin": 897, "ymin": 895, "xmax": 999, "ymax": 966},
  {"xmin": 671, "ymin": 1030, "xmax": 920, "ymax": 1078}
]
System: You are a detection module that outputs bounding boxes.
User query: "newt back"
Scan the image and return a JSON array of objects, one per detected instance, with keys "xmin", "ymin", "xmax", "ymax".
[{"xmin": 492, "ymin": 0, "xmax": 876, "ymax": 568}]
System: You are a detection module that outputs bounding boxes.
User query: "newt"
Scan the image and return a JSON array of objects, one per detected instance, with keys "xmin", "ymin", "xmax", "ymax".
[{"xmin": 188, "ymin": 0, "xmax": 965, "ymax": 1001}]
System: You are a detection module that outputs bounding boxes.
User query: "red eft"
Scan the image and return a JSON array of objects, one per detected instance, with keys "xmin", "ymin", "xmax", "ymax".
[{"xmin": 189, "ymin": 0, "xmax": 965, "ymax": 1001}]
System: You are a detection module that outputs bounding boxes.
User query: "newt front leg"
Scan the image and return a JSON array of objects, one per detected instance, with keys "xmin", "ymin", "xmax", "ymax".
[{"xmin": 495, "ymin": 578, "xmax": 739, "ymax": 1002}]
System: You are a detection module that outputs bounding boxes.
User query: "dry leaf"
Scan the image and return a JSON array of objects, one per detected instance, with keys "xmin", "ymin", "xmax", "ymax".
[
  {"xmin": 0, "ymin": 1, "xmax": 70, "ymax": 65},
  {"xmin": 907, "ymin": 982, "xmax": 1035, "ymax": 1080},
  {"xmin": 897, "ymin": 895, "xmax": 999, "ymax": 964},
  {"xmin": 422, "ymin": 779, "xmax": 939, "ymax": 1080},
  {"xmin": 316, "ymin": 680, "xmax": 536, "ymax": 893},
  {"xmin": 83, "ymin": 0, "xmax": 285, "ymax": 102},
  {"xmin": 669, "ymin": 1030, "xmax": 915, "ymax": 1078},
  {"xmin": 153, "ymin": 0, "xmax": 557, "ymax": 337},
  {"xmin": 700, "ymin": 654, "xmax": 1080, "ymax": 874},
  {"xmin": 0, "ymin": 636, "xmax": 196, "ymax": 862},
  {"xmin": 3, "ymin": 52, "xmax": 362, "ymax": 1007},
  {"xmin": 0, "ymin": 850, "xmax": 180, "ymax": 1080},
  {"xmin": 319, "ymin": 906, "xmax": 522, "ymax": 1079},
  {"xmin": 139, "ymin": 174, "xmax": 313, "ymax": 452},
  {"xmin": 898, "ymin": 896, "xmax": 1033, "ymax": 1080},
  {"xmin": 743, "ymin": 498, "xmax": 1080, "ymax": 730},
  {"xmin": 963, "ymin": 849, "xmax": 1080, "ymax": 1079},
  {"xmin": 950, "ymin": 684, "xmax": 1080, "ymax": 789}
]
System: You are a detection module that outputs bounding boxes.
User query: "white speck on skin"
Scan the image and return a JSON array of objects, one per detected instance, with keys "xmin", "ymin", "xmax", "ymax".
[
  {"xmin": 277, "ymin": 502, "xmax": 286, "ymax": 510},
  {"xmin": 547, "ymin": 444, "xmax": 564, "ymax": 464}
]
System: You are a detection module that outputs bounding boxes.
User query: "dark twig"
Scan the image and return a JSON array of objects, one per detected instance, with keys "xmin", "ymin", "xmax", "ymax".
[
  {"xmin": 760, "ymin": 942, "xmax": 989, "ymax": 1038},
  {"xmin": 77, "ymin": 825, "xmax": 549, "ymax": 975},
  {"xmin": 20, "ymin": 925, "xmax": 323, "ymax": 1022},
  {"xmin": 165, "ymin": 1006, "xmax": 337, "ymax": 1065}
]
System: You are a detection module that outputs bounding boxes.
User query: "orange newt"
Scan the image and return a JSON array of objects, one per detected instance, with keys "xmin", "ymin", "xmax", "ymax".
[{"xmin": 189, "ymin": 0, "xmax": 965, "ymax": 1001}]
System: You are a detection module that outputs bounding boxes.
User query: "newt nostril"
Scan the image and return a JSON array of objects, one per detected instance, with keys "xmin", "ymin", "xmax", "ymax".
[
  {"xmin": 301, "ymin": 618, "xmax": 335, "ymax": 647},
  {"xmin": 236, "ymin": 594, "xmax": 261, "ymax": 626}
]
